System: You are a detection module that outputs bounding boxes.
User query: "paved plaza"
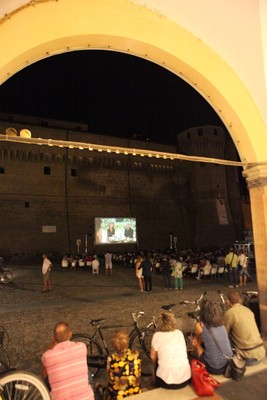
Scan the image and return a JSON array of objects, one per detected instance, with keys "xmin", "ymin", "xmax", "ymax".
[{"xmin": 0, "ymin": 262, "xmax": 266, "ymax": 399}]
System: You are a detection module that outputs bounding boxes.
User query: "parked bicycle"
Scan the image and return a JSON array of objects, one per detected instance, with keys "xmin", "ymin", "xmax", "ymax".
[
  {"xmin": 0, "ymin": 258, "xmax": 13, "ymax": 284},
  {"xmin": 0, "ymin": 271, "xmax": 13, "ymax": 284},
  {"xmin": 0, "ymin": 326, "xmax": 10, "ymax": 373},
  {"xmin": 72, "ymin": 310, "xmax": 155, "ymax": 377},
  {"xmin": 0, "ymin": 370, "xmax": 50, "ymax": 400},
  {"xmin": 161, "ymin": 291, "xmax": 227, "ymax": 352}
]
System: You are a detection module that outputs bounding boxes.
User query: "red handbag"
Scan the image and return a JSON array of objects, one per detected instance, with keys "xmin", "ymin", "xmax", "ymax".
[{"xmin": 191, "ymin": 359, "xmax": 221, "ymax": 396}]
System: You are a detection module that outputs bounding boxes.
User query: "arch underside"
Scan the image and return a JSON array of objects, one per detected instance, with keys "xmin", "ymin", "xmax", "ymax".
[{"xmin": 0, "ymin": 0, "xmax": 266, "ymax": 165}]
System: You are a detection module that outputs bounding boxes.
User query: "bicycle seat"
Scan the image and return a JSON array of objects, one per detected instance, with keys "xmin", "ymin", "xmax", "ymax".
[
  {"xmin": 187, "ymin": 311, "xmax": 199, "ymax": 319},
  {"xmin": 90, "ymin": 318, "xmax": 106, "ymax": 326},
  {"xmin": 162, "ymin": 303, "xmax": 176, "ymax": 311}
]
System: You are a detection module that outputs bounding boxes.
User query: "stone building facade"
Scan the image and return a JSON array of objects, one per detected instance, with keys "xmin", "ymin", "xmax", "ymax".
[{"xmin": 0, "ymin": 114, "xmax": 244, "ymax": 261}]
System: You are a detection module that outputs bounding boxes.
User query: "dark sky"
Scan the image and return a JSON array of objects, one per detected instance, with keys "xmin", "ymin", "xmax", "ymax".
[{"xmin": 0, "ymin": 50, "xmax": 225, "ymax": 146}]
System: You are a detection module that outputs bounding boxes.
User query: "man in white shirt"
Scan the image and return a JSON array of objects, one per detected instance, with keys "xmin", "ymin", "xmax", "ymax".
[
  {"xmin": 105, "ymin": 251, "xmax": 113, "ymax": 275},
  {"xmin": 42, "ymin": 254, "xmax": 52, "ymax": 292}
]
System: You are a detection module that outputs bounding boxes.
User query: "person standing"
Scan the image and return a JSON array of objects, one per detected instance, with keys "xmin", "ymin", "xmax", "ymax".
[
  {"xmin": 237, "ymin": 249, "xmax": 250, "ymax": 287},
  {"xmin": 105, "ymin": 250, "xmax": 113, "ymax": 275},
  {"xmin": 172, "ymin": 257, "xmax": 183, "ymax": 290},
  {"xmin": 42, "ymin": 254, "xmax": 52, "ymax": 292},
  {"xmin": 224, "ymin": 247, "xmax": 238, "ymax": 287},
  {"xmin": 141, "ymin": 253, "xmax": 152, "ymax": 291},
  {"xmin": 161, "ymin": 255, "xmax": 171, "ymax": 290},
  {"xmin": 135, "ymin": 254, "xmax": 144, "ymax": 292},
  {"xmin": 42, "ymin": 321, "xmax": 94, "ymax": 400}
]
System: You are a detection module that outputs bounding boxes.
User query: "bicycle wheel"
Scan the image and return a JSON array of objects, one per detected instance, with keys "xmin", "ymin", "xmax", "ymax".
[
  {"xmin": 0, "ymin": 370, "xmax": 50, "ymax": 400},
  {"xmin": 71, "ymin": 333, "xmax": 104, "ymax": 377},
  {"xmin": 0, "ymin": 326, "xmax": 9, "ymax": 349},
  {"xmin": 0, "ymin": 347, "xmax": 10, "ymax": 373},
  {"xmin": 183, "ymin": 331, "xmax": 194, "ymax": 354},
  {"xmin": 129, "ymin": 325, "xmax": 155, "ymax": 376},
  {"xmin": 0, "ymin": 271, "xmax": 13, "ymax": 284}
]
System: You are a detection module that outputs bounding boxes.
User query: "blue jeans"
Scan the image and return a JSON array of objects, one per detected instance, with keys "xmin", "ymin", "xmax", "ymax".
[
  {"xmin": 229, "ymin": 268, "xmax": 238, "ymax": 286},
  {"xmin": 163, "ymin": 273, "xmax": 171, "ymax": 289}
]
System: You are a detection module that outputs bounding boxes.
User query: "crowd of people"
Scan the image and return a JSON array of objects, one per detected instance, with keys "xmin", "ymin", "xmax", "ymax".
[
  {"xmin": 60, "ymin": 246, "xmax": 253, "ymax": 292},
  {"xmin": 38, "ymin": 247, "xmax": 264, "ymax": 399},
  {"xmin": 41, "ymin": 288, "xmax": 265, "ymax": 400}
]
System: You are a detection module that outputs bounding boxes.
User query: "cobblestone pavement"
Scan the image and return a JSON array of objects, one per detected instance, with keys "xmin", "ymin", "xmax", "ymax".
[{"xmin": 0, "ymin": 262, "xmax": 259, "ymax": 390}]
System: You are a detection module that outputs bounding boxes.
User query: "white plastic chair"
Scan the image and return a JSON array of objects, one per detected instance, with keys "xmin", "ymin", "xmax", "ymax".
[{"xmin": 92, "ymin": 260, "xmax": 99, "ymax": 274}]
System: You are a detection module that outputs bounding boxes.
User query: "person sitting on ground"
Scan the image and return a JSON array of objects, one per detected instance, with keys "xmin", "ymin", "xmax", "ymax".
[
  {"xmin": 192, "ymin": 300, "xmax": 233, "ymax": 374},
  {"xmin": 106, "ymin": 330, "xmax": 142, "ymax": 399},
  {"xmin": 224, "ymin": 289, "xmax": 265, "ymax": 366},
  {"xmin": 42, "ymin": 321, "xmax": 94, "ymax": 400},
  {"xmin": 150, "ymin": 312, "xmax": 191, "ymax": 389},
  {"xmin": 195, "ymin": 259, "xmax": 212, "ymax": 280}
]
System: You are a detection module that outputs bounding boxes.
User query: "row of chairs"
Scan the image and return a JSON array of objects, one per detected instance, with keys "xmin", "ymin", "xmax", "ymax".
[
  {"xmin": 61, "ymin": 259, "xmax": 99, "ymax": 274},
  {"xmin": 188, "ymin": 264, "xmax": 227, "ymax": 279}
]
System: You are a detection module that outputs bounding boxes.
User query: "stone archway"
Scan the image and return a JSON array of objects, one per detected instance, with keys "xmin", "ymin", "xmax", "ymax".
[{"xmin": 0, "ymin": 0, "xmax": 267, "ymax": 335}]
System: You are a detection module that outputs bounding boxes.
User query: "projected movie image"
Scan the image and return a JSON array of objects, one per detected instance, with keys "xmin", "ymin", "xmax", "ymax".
[{"xmin": 95, "ymin": 218, "xmax": 137, "ymax": 244}]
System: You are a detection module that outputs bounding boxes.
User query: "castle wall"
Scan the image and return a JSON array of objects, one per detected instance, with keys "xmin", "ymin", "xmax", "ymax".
[
  {"xmin": 0, "ymin": 116, "xmax": 244, "ymax": 261},
  {"xmin": 0, "ymin": 117, "xmax": 184, "ymax": 260},
  {"xmin": 177, "ymin": 126, "xmax": 244, "ymax": 248}
]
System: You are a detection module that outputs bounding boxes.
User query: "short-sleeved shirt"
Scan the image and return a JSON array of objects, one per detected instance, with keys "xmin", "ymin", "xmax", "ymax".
[
  {"xmin": 151, "ymin": 330, "xmax": 191, "ymax": 384},
  {"xmin": 107, "ymin": 348, "xmax": 141, "ymax": 399},
  {"xmin": 42, "ymin": 341, "xmax": 94, "ymax": 400},
  {"xmin": 225, "ymin": 252, "xmax": 238, "ymax": 268},
  {"xmin": 201, "ymin": 324, "xmax": 233, "ymax": 369},
  {"xmin": 42, "ymin": 258, "xmax": 51, "ymax": 275},
  {"xmin": 224, "ymin": 303, "xmax": 265, "ymax": 361}
]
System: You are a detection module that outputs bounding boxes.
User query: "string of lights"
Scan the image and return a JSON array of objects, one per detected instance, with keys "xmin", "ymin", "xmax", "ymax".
[{"xmin": 0, "ymin": 129, "xmax": 263, "ymax": 168}]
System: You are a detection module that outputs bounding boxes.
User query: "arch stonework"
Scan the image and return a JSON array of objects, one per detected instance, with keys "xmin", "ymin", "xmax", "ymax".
[{"xmin": 0, "ymin": 0, "xmax": 267, "ymax": 335}]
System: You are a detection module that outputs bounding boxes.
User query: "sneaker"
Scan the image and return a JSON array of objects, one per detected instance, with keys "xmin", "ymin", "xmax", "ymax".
[
  {"xmin": 228, "ymin": 285, "xmax": 234, "ymax": 288},
  {"xmin": 235, "ymin": 285, "xmax": 239, "ymax": 288}
]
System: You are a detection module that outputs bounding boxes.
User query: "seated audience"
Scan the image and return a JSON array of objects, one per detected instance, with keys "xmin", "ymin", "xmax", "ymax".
[
  {"xmin": 42, "ymin": 321, "xmax": 94, "ymax": 400},
  {"xmin": 192, "ymin": 300, "xmax": 233, "ymax": 374},
  {"xmin": 150, "ymin": 312, "xmax": 191, "ymax": 389},
  {"xmin": 224, "ymin": 289, "xmax": 265, "ymax": 366},
  {"xmin": 106, "ymin": 330, "xmax": 142, "ymax": 399}
]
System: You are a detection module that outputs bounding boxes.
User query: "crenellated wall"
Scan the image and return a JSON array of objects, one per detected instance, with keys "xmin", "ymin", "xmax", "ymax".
[{"xmin": 0, "ymin": 115, "xmax": 243, "ymax": 261}]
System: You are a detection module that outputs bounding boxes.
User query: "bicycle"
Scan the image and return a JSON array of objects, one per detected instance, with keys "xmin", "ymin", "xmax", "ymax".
[
  {"xmin": 0, "ymin": 370, "xmax": 50, "ymax": 400},
  {"xmin": 160, "ymin": 291, "xmax": 207, "ymax": 352},
  {"xmin": 0, "ymin": 327, "xmax": 10, "ymax": 374},
  {"xmin": 0, "ymin": 269, "xmax": 13, "ymax": 284},
  {"xmin": 72, "ymin": 310, "xmax": 156, "ymax": 378},
  {"xmin": 162, "ymin": 291, "xmax": 227, "ymax": 352}
]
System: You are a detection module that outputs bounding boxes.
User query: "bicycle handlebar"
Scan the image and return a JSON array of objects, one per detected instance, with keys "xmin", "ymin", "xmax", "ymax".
[{"xmin": 180, "ymin": 291, "xmax": 207, "ymax": 306}]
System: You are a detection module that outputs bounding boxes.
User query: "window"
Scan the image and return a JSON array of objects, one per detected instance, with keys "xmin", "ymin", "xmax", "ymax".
[
  {"xmin": 71, "ymin": 168, "xmax": 77, "ymax": 177},
  {"xmin": 44, "ymin": 166, "xmax": 51, "ymax": 175}
]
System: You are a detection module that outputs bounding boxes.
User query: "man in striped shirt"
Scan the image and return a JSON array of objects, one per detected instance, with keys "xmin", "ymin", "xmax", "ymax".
[{"xmin": 42, "ymin": 321, "xmax": 94, "ymax": 400}]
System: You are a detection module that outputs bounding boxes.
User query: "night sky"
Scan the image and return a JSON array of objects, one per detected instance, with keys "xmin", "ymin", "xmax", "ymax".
[{"xmin": 0, "ymin": 50, "xmax": 225, "ymax": 146}]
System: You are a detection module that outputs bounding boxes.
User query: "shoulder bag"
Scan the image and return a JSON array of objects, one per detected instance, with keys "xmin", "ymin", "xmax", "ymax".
[
  {"xmin": 208, "ymin": 328, "xmax": 246, "ymax": 381},
  {"xmin": 191, "ymin": 359, "xmax": 221, "ymax": 396}
]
